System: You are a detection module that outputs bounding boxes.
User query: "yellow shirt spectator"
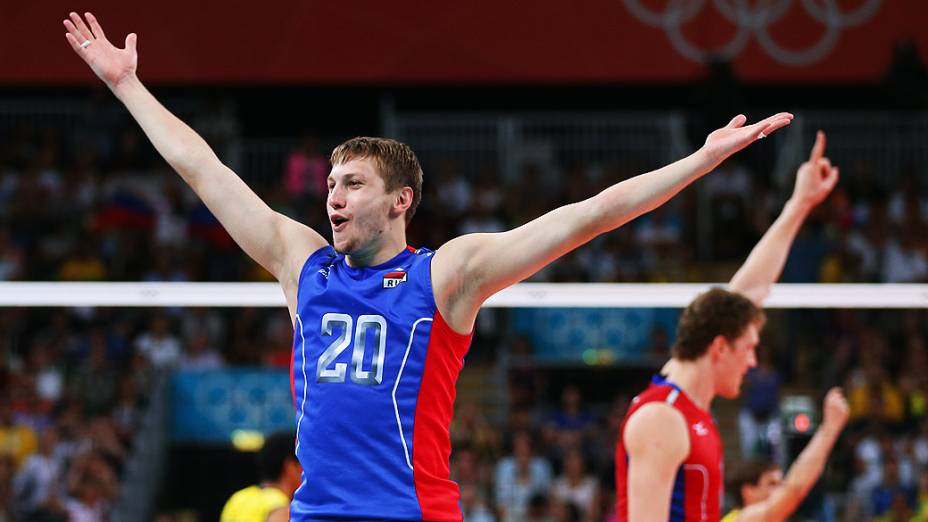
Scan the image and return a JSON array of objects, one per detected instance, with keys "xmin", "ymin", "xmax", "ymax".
[
  {"xmin": 220, "ymin": 485, "xmax": 289, "ymax": 522},
  {"xmin": 0, "ymin": 424, "xmax": 38, "ymax": 470}
]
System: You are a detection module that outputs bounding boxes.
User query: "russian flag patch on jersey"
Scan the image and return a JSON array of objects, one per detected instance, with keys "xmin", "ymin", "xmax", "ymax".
[{"xmin": 383, "ymin": 269, "xmax": 407, "ymax": 288}]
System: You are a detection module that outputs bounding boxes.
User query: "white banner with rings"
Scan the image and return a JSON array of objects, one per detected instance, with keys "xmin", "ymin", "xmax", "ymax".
[{"xmin": 623, "ymin": 0, "xmax": 882, "ymax": 66}]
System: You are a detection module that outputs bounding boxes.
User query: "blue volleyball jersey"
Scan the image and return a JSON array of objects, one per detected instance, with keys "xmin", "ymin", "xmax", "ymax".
[{"xmin": 290, "ymin": 245, "xmax": 473, "ymax": 521}]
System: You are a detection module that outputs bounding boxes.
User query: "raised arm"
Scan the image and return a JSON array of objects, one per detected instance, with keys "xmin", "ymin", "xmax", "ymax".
[
  {"xmin": 63, "ymin": 12, "xmax": 325, "ymax": 314},
  {"xmin": 623, "ymin": 403, "xmax": 690, "ymax": 521},
  {"xmin": 736, "ymin": 388, "xmax": 849, "ymax": 522},
  {"xmin": 433, "ymin": 113, "xmax": 792, "ymax": 332},
  {"xmin": 728, "ymin": 131, "xmax": 839, "ymax": 305}
]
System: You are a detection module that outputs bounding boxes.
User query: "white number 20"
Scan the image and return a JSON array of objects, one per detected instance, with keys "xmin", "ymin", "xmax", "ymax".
[{"xmin": 317, "ymin": 313, "xmax": 387, "ymax": 386}]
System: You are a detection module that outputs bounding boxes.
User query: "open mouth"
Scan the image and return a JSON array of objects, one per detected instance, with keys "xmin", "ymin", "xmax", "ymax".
[{"xmin": 331, "ymin": 215, "xmax": 349, "ymax": 232}]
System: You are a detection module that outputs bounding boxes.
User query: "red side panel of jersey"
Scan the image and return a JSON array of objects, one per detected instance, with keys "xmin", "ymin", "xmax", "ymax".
[{"xmin": 412, "ymin": 310, "xmax": 473, "ymax": 522}]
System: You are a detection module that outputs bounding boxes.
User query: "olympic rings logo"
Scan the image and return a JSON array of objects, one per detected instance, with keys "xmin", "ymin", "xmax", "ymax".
[{"xmin": 623, "ymin": 0, "xmax": 882, "ymax": 66}]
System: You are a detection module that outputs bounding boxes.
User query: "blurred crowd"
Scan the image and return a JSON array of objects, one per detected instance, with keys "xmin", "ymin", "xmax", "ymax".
[
  {"xmin": 2, "ymin": 103, "xmax": 928, "ymax": 287},
  {"xmin": 0, "ymin": 307, "xmax": 148, "ymax": 521},
  {"xmin": 0, "ymin": 304, "xmax": 296, "ymax": 521}
]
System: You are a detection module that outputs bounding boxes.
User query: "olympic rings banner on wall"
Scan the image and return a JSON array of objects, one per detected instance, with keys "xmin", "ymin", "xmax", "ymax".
[{"xmin": 3, "ymin": 0, "xmax": 925, "ymax": 84}]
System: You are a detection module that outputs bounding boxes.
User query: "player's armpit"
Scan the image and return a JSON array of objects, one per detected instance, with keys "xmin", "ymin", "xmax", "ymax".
[{"xmin": 623, "ymin": 402, "xmax": 690, "ymax": 522}]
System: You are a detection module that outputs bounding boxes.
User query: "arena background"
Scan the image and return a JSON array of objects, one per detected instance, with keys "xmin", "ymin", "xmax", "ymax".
[{"xmin": 1, "ymin": 1, "xmax": 928, "ymax": 521}]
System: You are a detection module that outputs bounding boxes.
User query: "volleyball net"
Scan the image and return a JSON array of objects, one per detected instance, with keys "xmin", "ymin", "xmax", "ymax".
[{"xmin": 2, "ymin": 282, "xmax": 926, "ymax": 308}]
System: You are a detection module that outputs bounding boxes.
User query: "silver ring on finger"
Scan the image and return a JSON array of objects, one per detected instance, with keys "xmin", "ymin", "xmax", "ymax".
[{"xmin": 80, "ymin": 40, "xmax": 92, "ymax": 49}]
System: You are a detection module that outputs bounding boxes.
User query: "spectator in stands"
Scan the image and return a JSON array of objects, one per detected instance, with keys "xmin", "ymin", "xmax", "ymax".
[
  {"xmin": 459, "ymin": 482, "xmax": 496, "ymax": 522},
  {"xmin": 64, "ymin": 469, "xmax": 108, "ymax": 522},
  {"xmin": 133, "ymin": 312, "xmax": 182, "ymax": 369},
  {"xmin": 70, "ymin": 336, "xmax": 116, "ymax": 416},
  {"xmin": 848, "ymin": 366, "xmax": 905, "ymax": 428},
  {"xmin": 871, "ymin": 457, "xmax": 916, "ymax": 519},
  {"xmin": 738, "ymin": 346, "xmax": 782, "ymax": 461},
  {"xmin": 57, "ymin": 238, "xmax": 106, "ymax": 282},
  {"xmin": 12, "ymin": 426, "xmax": 64, "ymax": 520},
  {"xmin": 495, "ymin": 430, "xmax": 553, "ymax": 522},
  {"xmin": 0, "ymin": 399, "xmax": 37, "ymax": 472},
  {"xmin": 179, "ymin": 328, "xmax": 224, "ymax": 370},
  {"xmin": 882, "ymin": 226, "xmax": 928, "ymax": 282},
  {"xmin": 551, "ymin": 448, "xmax": 599, "ymax": 522},
  {"xmin": 544, "ymin": 386, "xmax": 594, "ymax": 463},
  {"xmin": 110, "ymin": 377, "xmax": 140, "ymax": 442}
]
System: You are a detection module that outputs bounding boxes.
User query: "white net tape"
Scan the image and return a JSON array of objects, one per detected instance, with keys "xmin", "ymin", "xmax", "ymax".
[{"xmin": 0, "ymin": 282, "xmax": 925, "ymax": 308}]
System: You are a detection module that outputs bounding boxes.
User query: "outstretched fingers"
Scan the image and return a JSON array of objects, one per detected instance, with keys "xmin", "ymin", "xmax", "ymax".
[
  {"xmin": 754, "ymin": 112, "xmax": 794, "ymax": 139},
  {"xmin": 63, "ymin": 19, "xmax": 86, "ymax": 44},
  {"xmin": 726, "ymin": 114, "xmax": 747, "ymax": 129},
  {"xmin": 85, "ymin": 12, "xmax": 107, "ymax": 41},
  {"xmin": 68, "ymin": 12, "xmax": 94, "ymax": 41}
]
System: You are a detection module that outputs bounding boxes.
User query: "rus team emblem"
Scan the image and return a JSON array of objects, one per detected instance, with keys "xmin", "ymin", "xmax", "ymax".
[{"xmin": 383, "ymin": 269, "xmax": 407, "ymax": 288}]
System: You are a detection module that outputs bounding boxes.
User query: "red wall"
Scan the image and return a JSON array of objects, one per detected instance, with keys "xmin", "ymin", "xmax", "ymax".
[{"xmin": 4, "ymin": 0, "xmax": 925, "ymax": 85}]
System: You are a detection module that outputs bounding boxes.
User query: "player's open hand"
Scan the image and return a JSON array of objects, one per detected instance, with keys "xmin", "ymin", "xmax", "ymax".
[
  {"xmin": 822, "ymin": 387, "xmax": 850, "ymax": 429},
  {"xmin": 63, "ymin": 12, "xmax": 138, "ymax": 89},
  {"xmin": 791, "ymin": 131, "xmax": 839, "ymax": 209},
  {"xmin": 701, "ymin": 113, "xmax": 794, "ymax": 168}
]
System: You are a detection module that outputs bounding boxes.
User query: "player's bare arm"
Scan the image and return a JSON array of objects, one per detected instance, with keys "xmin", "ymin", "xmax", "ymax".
[
  {"xmin": 63, "ymin": 12, "xmax": 325, "ymax": 316},
  {"xmin": 735, "ymin": 388, "xmax": 849, "ymax": 522},
  {"xmin": 623, "ymin": 402, "xmax": 691, "ymax": 522},
  {"xmin": 433, "ymin": 113, "xmax": 793, "ymax": 333},
  {"xmin": 729, "ymin": 131, "xmax": 839, "ymax": 305}
]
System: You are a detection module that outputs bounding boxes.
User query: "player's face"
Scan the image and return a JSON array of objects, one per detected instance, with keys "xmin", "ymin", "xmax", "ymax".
[
  {"xmin": 327, "ymin": 158, "xmax": 395, "ymax": 254},
  {"xmin": 747, "ymin": 468, "xmax": 784, "ymax": 504},
  {"xmin": 716, "ymin": 322, "xmax": 759, "ymax": 399}
]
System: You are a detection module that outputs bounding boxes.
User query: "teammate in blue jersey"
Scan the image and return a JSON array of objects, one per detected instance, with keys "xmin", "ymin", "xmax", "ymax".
[{"xmin": 64, "ymin": 11, "xmax": 793, "ymax": 521}]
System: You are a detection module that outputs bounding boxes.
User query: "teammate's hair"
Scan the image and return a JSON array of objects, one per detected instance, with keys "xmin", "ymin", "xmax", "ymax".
[
  {"xmin": 257, "ymin": 431, "xmax": 297, "ymax": 483},
  {"xmin": 726, "ymin": 458, "xmax": 780, "ymax": 507},
  {"xmin": 672, "ymin": 287, "xmax": 764, "ymax": 360},
  {"xmin": 330, "ymin": 137, "xmax": 424, "ymax": 225}
]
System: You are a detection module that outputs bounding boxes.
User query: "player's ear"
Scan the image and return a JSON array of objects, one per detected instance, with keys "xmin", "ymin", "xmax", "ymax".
[
  {"xmin": 709, "ymin": 335, "xmax": 728, "ymax": 360},
  {"xmin": 740, "ymin": 483, "xmax": 753, "ymax": 506},
  {"xmin": 394, "ymin": 187, "xmax": 413, "ymax": 214}
]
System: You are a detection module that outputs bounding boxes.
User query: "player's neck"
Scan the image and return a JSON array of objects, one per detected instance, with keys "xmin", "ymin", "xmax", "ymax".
[
  {"xmin": 261, "ymin": 481, "xmax": 290, "ymax": 498},
  {"xmin": 665, "ymin": 358, "xmax": 715, "ymax": 410},
  {"xmin": 345, "ymin": 229, "xmax": 408, "ymax": 268}
]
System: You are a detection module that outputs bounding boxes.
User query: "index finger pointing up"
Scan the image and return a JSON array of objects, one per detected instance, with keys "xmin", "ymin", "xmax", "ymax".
[{"xmin": 809, "ymin": 130, "xmax": 826, "ymax": 163}]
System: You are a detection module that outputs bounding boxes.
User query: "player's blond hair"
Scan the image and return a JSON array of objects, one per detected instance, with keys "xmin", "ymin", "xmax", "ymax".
[{"xmin": 331, "ymin": 137, "xmax": 423, "ymax": 225}]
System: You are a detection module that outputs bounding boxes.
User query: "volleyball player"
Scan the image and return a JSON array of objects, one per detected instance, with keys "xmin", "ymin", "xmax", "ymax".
[
  {"xmin": 64, "ymin": 12, "xmax": 792, "ymax": 520},
  {"xmin": 615, "ymin": 132, "xmax": 839, "ymax": 521},
  {"xmin": 721, "ymin": 387, "xmax": 849, "ymax": 522},
  {"xmin": 220, "ymin": 431, "xmax": 302, "ymax": 522}
]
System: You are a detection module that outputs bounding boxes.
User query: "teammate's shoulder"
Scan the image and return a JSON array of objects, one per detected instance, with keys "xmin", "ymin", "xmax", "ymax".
[{"xmin": 623, "ymin": 402, "xmax": 689, "ymax": 457}]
